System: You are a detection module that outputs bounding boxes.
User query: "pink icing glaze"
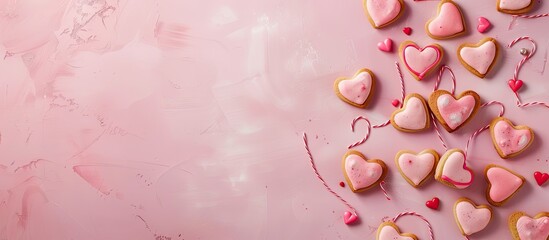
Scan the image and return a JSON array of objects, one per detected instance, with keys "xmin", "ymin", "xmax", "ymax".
[
  {"xmin": 493, "ymin": 120, "xmax": 532, "ymax": 156},
  {"xmin": 487, "ymin": 167, "xmax": 523, "ymax": 202},
  {"xmin": 393, "ymin": 97, "xmax": 427, "ymax": 130},
  {"xmin": 437, "ymin": 94, "xmax": 475, "ymax": 130},
  {"xmin": 460, "ymin": 41, "xmax": 496, "ymax": 75},
  {"xmin": 428, "ymin": 2, "xmax": 464, "ymax": 37},
  {"xmin": 366, "ymin": 0, "xmax": 402, "ymax": 27},
  {"xmin": 455, "ymin": 201, "xmax": 491, "ymax": 235},
  {"xmin": 378, "ymin": 226, "xmax": 415, "ymax": 240},
  {"xmin": 517, "ymin": 216, "xmax": 549, "ymax": 240},
  {"xmin": 344, "ymin": 154, "xmax": 382, "ymax": 190},
  {"xmin": 499, "ymin": 0, "xmax": 532, "ymax": 10},
  {"xmin": 403, "ymin": 44, "xmax": 442, "ymax": 79},
  {"xmin": 338, "ymin": 72, "xmax": 373, "ymax": 105},
  {"xmin": 441, "ymin": 151, "xmax": 473, "ymax": 189},
  {"xmin": 398, "ymin": 152, "xmax": 435, "ymax": 185}
]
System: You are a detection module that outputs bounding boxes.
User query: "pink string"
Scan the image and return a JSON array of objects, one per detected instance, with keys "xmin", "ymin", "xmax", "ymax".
[
  {"xmin": 395, "ymin": 62, "xmax": 406, "ymax": 107},
  {"xmin": 348, "ymin": 116, "xmax": 390, "ymax": 149},
  {"xmin": 507, "ymin": 36, "xmax": 549, "ymax": 108},
  {"xmin": 463, "ymin": 101, "xmax": 505, "ymax": 159},
  {"xmin": 431, "ymin": 112, "xmax": 448, "ymax": 151},
  {"xmin": 379, "ymin": 181, "xmax": 391, "ymax": 200},
  {"xmin": 434, "ymin": 65, "xmax": 456, "ymax": 95},
  {"xmin": 391, "ymin": 212, "xmax": 435, "ymax": 240},
  {"xmin": 303, "ymin": 133, "xmax": 358, "ymax": 216},
  {"xmin": 513, "ymin": 13, "xmax": 549, "ymax": 19}
]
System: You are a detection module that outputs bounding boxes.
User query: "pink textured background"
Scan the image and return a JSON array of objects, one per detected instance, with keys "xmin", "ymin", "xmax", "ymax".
[{"xmin": 0, "ymin": 0, "xmax": 548, "ymax": 239}]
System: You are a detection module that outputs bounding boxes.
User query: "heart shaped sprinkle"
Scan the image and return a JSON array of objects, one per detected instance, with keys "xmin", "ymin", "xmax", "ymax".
[
  {"xmin": 435, "ymin": 149, "xmax": 474, "ymax": 189},
  {"xmin": 376, "ymin": 222, "xmax": 418, "ymax": 240},
  {"xmin": 378, "ymin": 38, "xmax": 393, "ymax": 52},
  {"xmin": 508, "ymin": 79, "xmax": 524, "ymax": 92},
  {"xmin": 490, "ymin": 117, "xmax": 534, "ymax": 159},
  {"xmin": 395, "ymin": 149, "xmax": 439, "ymax": 187},
  {"xmin": 477, "ymin": 17, "xmax": 491, "ymax": 33},
  {"xmin": 403, "ymin": 27, "xmax": 412, "ymax": 35},
  {"xmin": 399, "ymin": 41, "xmax": 444, "ymax": 81},
  {"xmin": 392, "ymin": 99, "xmax": 401, "ymax": 107},
  {"xmin": 457, "ymin": 38, "xmax": 499, "ymax": 78},
  {"xmin": 454, "ymin": 198, "xmax": 492, "ymax": 236},
  {"xmin": 343, "ymin": 211, "xmax": 359, "ymax": 225},
  {"xmin": 426, "ymin": 0, "xmax": 466, "ymax": 40},
  {"xmin": 534, "ymin": 171, "xmax": 549, "ymax": 186},
  {"xmin": 342, "ymin": 150, "xmax": 387, "ymax": 193},
  {"xmin": 485, "ymin": 164, "xmax": 525, "ymax": 207},
  {"xmin": 509, "ymin": 212, "xmax": 549, "ymax": 240},
  {"xmin": 334, "ymin": 69, "xmax": 375, "ymax": 108},
  {"xmin": 391, "ymin": 94, "xmax": 430, "ymax": 132},
  {"xmin": 364, "ymin": 0, "xmax": 405, "ymax": 29},
  {"xmin": 426, "ymin": 197, "xmax": 440, "ymax": 210}
]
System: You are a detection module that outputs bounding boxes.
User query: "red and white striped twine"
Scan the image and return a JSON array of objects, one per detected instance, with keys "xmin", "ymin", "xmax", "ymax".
[
  {"xmin": 513, "ymin": 13, "xmax": 549, "ymax": 19},
  {"xmin": 463, "ymin": 101, "xmax": 505, "ymax": 159},
  {"xmin": 395, "ymin": 62, "xmax": 406, "ymax": 107},
  {"xmin": 507, "ymin": 36, "xmax": 536, "ymax": 81},
  {"xmin": 303, "ymin": 133, "xmax": 358, "ymax": 216},
  {"xmin": 434, "ymin": 65, "xmax": 456, "ymax": 95},
  {"xmin": 379, "ymin": 181, "xmax": 391, "ymax": 200},
  {"xmin": 348, "ymin": 116, "xmax": 390, "ymax": 149},
  {"xmin": 391, "ymin": 211, "xmax": 434, "ymax": 240},
  {"xmin": 431, "ymin": 112, "xmax": 448, "ymax": 151}
]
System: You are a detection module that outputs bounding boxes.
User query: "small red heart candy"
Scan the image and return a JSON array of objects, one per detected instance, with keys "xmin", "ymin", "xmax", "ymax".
[
  {"xmin": 403, "ymin": 27, "xmax": 412, "ymax": 36},
  {"xmin": 534, "ymin": 171, "xmax": 549, "ymax": 186},
  {"xmin": 343, "ymin": 211, "xmax": 358, "ymax": 225},
  {"xmin": 391, "ymin": 99, "xmax": 401, "ymax": 107},
  {"xmin": 508, "ymin": 79, "xmax": 524, "ymax": 92},
  {"xmin": 426, "ymin": 197, "xmax": 440, "ymax": 210},
  {"xmin": 339, "ymin": 181, "xmax": 345, "ymax": 187}
]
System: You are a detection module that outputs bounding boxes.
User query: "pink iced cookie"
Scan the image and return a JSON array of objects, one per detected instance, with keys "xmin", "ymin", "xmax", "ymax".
[
  {"xmin": 485, "ymin": 164, "xmax": 525, "ymax": 207},
  {"xmin": 399, "ymin": 41, "xmax": 444, "ymax": 81},
  {"xmin": 490, "ymin": 117, "xmax": 534, "ymax": 159},
  {"xmin": 395, "ymin": 149, "xmax": 439, "ymax": 188},
  {"xmin": 429, "ymin": 90, "xmax": 481, "ymax": 133},
  {"xmin": 342, "ymin": 150, "xmax": 387, "ymax": 193},
  {"xmin": 435, "ymin": 149, "xmax": 474, "ymax": 189},
  {"xmin": 497, "ymin": 0, "xmax": 534, "ymax": 14},
  {"xmin": 334, "ymin": 69, "xmax": 375, "ymax": 108},
  {"xmin": 426, "ymin": 0, "xmax": 466, "ymax": 40},
  {"xmin": 364, "ymin": 0, "xmax": 405, "ymax": 29},
  {"xmin": 391, "ymin": 94, "xmax": 430, "ymax": 132},
  {"xmin": 376, "ymin": 222, "xmax": 418, "ymax": 240},
  {"xmin": 509, "ymin": 212, "xmax": 549, "ymax": 240},
  {"xmin": 454, "ymin": 198, "xmax": 493, "ymax": 236},
  {"xmin": 458, "ymin": 38, "xmax": 499, "ymax": 78}
]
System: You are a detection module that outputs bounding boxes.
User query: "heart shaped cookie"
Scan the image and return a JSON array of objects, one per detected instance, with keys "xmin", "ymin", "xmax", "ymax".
[
  {"xmin": 391, "ymin": 94, "xmax": 430, "ymax": 132},
  {"xmin": 485, "ymin": 164, "xmax": 525, "ymax": 207},
  {"xmin": 363, "ymin": 0, "xmax": 405, "ymax": 29},
  {"xmin": 428, "ymin": 90, "xmax": 481, "ymax": 133},
  {"xmin": 497, "ymin": 0, "xmax": 534, "ymax": 14},
  {"xmin": 395, "ymin": 149, "xmax": 439, "ymax": 188},
  {"xmin": 458, "ymin": 38, "xmax": 500, "ymax": 78},
  {"xmin": 490, "ymin": 117, "xmax": 534, "ymax": 159},
  {"xmin": 399, "ymin": 41, "xmax": 444, "ymax": 81},
  {"xmin": 454, "ymin": 198, "xmax": 493, "ymax": 236},
  {"xmin": 426, "ymin": 0, "xmax": 466, "ymax": 40},
  {"xmin": 334, "ymin": 69, "xmax": 376, "ymax": 108},
  {"xmin": 342, "ymin": 150, "xmax": 387, "ymax": 193},
  {"xmin": 435, "ymin": 149, "xmax": 474, "ymax": 189},
  {"xmin": 509, "ymin": 212, "xmax": 549, "ymax": 240},
  {"xmin": 376, "ymin": 222, "xmax": 418, "ymax": 240}
]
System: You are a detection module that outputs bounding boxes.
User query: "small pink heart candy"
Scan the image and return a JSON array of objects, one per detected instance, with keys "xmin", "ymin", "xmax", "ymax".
[
  {"xmin": 391, "ymin": 99, "xmax": 401, "ymax": 107},
  {"xmin": 378, "ymin": 38, "xmax": 393, "ymax": 52},
  {"xmin": 477, "ymin": 17, "xmax": 491, "ymax": 33},
  {"xmin": 343, "ymin": 211, "xmax": 358, "ymax": 225}
]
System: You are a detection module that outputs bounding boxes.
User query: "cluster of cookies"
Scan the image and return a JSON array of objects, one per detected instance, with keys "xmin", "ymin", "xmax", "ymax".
[{"xmin": 332, "ymin": 0, "xmax": 547, "ymax": 239}]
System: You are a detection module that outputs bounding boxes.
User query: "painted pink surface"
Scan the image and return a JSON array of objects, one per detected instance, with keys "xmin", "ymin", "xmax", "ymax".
[{"xmin": 0, "ymin": 0, "xmax": 548, "ymax": 239}]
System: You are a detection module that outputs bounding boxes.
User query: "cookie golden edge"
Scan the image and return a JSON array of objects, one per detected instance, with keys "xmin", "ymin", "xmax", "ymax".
[
  {"xmin": 508, "ymin": 212, "xmax": 549, "ymax": 240},
  {"xmin": 394, "ymin": 149, "xmax": 439, "ymax": 188},
  {"xmin": 363, "ymin": 0, "xmax": 406, "ymax": 29},
  {"xmin": 425, "ymin": 0, "xmax": 467, "ymax": 40},
  {"xmin": 484, "ymin": 164, "xmax": 526, "ymax": 207},
  {"xmin": 489, "ymin": 117, "xmax": 535, "ymax": 159},
  {"xmin": 453, "ymin": 197, "xmax": 493, "ymax": 236},
  {"xmin": 342, "ymin": 150, "xmax": 388, "ymax": 193},
  {"xmin": 497, "ymin": 0, "xmax": 535, "ymax": 14},
  {"xmin": 376, "ymin": 222, "xmax": 419, "ymax": 240},
  {"xmin": 434, "ymin": 148, "xmax": 466, "ymax": 189},
  {"xmin": 390, "ymin": 93, "xmax": 431, "ymax": 132},
  {"xmin": 333, "ymin": 68, "xmax": 376, "ymax": 108},
  {"xmin": 428, "ymin": 90, "xmax": 481, "ymax": 133},
  {"xmin": 457, "ymin": 38, "xmax": 500, "ymax": 79},
  {"xmin": 399, "ymin": 41, "xmax": 444, "ymax": 81}
]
